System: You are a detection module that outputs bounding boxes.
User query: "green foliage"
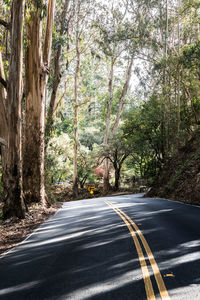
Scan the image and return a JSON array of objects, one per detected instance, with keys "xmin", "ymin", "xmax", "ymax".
[
  {"xmin": 122, "ymin": 95, "xmax": 166, "ymax": 181},
  {"xmin": 77, "ymin": 146, "xmax": 97, "ymax": 187},
  {"xmin": 180, "ymin": 41, "xmax": 200, "ymax": 68},
  {"xmin": 46, "ymin": 133, "xmax": 74, "ymax": 183},
  {"xmin": 27, "ymin": 0, "xmax": 200, "ymax": 193},
  {"xmin": 79, "ymin": 127, "xmax": 103, "ymax": 150},
  {"xmin": 2, "ymin": 0, "xmax": 11, "ymax": 7}
]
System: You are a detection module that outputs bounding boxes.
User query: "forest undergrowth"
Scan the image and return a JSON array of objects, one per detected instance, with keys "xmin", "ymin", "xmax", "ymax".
[{"xmin": 146, "ymin": 130, "xmax": 200, "ymax": 206}]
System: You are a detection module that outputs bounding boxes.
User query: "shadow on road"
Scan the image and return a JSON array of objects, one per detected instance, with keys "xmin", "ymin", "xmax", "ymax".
[{"xmin": 0, "ymin": 195, "xmax": 199, "ymax": 299}]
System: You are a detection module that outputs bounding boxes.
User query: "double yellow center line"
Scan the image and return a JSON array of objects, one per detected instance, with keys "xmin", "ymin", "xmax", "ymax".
[{"xmin": 105, "ymin": 200, "xmax": 170, "ymax": 300}]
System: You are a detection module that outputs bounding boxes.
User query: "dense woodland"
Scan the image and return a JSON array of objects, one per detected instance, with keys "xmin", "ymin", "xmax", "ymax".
[{"xmin": 0, "ymin": 0, "xmax": 200, "ymax": 219}]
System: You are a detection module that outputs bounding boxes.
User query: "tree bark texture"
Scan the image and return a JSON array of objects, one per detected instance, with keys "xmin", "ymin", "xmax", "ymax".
[
  {"xmin": 0, "ymin": 51, "xmax": 8, "ymax": 203},
  {"xmin": 73, "ymin": 39, "xmax": 80, "ymax": 198},
  {"xmin": 114, "ymin": 168, "xmax": 121, "ymax": 190},
  {"xmin": 177, "ymin": 0, "xmax": 181, "ymax": 132},
  {"xmin": 0, "ymin": 51, "xmax": 8, "ymax": 142},
  {"xmin": 45, "ymin": 50, "xmax": 61, "ymax": 146},
  {"xmin": 23, "ymin": 0, "xmax": 55, "ymax": 205},
  {"xmin": 3, "ymin": 0, "xmax": 25, "ymax": 219},
  {"xmin": 45, "ymin": 0, "xmax": 70, "ymax": 146},
  {"xmin": 111, "ymin": 56, "xmax": 134, "ymax": 134},
  {"xmin": 103, "ymin": 58, "xmax": 114, "ymax": 193}
]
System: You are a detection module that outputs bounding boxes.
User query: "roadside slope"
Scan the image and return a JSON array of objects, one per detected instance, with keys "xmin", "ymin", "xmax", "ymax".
[{"xmin": 146, "ymin": 130, "xmax": 200, "ymax": 205}]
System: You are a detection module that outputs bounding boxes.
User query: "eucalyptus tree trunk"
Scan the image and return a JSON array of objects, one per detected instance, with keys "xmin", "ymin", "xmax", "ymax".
[
  {"xmin": 114, "ymin": 167, "xmax": 121, "ymax": 191},
  {"xmin": 103, "ymin": 58, "xmax": 115, "ymax": 193},
  {"xmin": 3, "ymin": 0, "xmax": 25, "ymax": 219},
  {"xmin": 160, "ymin": 0, "xmax": 168, "ymax": 159},
  {"xmin": 111, "ymin": 56, "xmax": 134, "ymax": 134},
  {"xmin": 45, "ymin": 0, "xmax": 70, "ymax": 146},
  {"xmin": 0, "ymin": 51, "xmax": 8, "ymax": 201},
  {"xmin": 73, "ymin": 37, "xmax": 80, "ymax": 198},
  {"xmin": 165, "ymin": 0, "xmax": 169, "ymax": 152},
  {"xmin": 23, "ymin": 0, "xmax": 55, "ymax": 205},
  {"xmin": 0, "ymin": 51, "xmax": 8, "ymax": 145},
  {"xmin": 177, "ymin": 0, "xmax": 181, "ymax": 133}
]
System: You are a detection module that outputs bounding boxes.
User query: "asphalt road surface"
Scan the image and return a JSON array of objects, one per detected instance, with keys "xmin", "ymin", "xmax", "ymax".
[{"xmin": 0, "ymin": 194, "xmax": 200, "ymax": 300}]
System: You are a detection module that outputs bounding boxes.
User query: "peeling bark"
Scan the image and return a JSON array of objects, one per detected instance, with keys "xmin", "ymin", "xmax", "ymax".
[
  {"xmin": 0, "ymin": 51, "xmax": 8, "ymax": 203},
  {"xmin": 103, "ymin": 58, "xmax": 115, "ymax": 193},
  {"xmin": 3, "ymin": 0, "xmax": 25, "ymax": 219},
  {"xmin": 23, "ymin": 0, "xmax": 55, "ymax": 205},
  {"xmin": 73, "ymin": 37, "xmax": 80, "ymax": 198}
]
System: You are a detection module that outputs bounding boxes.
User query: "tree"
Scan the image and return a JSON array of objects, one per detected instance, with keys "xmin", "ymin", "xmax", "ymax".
[
  {"xmin": 77, "ymin": 146, "xmax": 95, "ymax": 188},
  {"xmin": 23, "ymin": 0, "xmax": 55, "ymax": 205},
  {"xmin": 122, "ymin": 95, "xmax": 168, "ymax": 181},
  {"xmin": 0, "ymin": 51, "xmax": 8, "ymax": 195},
  {"xmin": 95, "ymin": 3, "xmax": 135, "ymax": 193},
  {"xmin": 101, "ymin": 134, "xmax": 130, "ymax": 190},
  {"xmin": 2, "ymin": 0, "xmax": 26, "ymax": 218},
  {"xmin": 45, "ymin": 0, "xmax": 71, "ymax": 146}
]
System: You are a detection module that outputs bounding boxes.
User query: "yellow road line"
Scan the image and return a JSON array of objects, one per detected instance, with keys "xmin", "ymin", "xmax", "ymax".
[
  {"xmin": 105, "ymin": 201, "xmax": 156, "ymax": 300},
  {"xmin": 106, "ymin": 200, "xmax": 170, "ymax": 300}
]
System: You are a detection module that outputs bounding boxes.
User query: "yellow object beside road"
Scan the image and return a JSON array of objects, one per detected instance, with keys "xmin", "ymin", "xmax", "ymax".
[{"xmin": 88, "ymin": 186, "xmax": 95, "ymax": 194}]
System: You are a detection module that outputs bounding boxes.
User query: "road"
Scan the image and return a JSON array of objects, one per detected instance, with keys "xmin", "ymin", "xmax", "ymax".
[{"xmin": 0, "ymin": 194, "xmax": 200, "ymax": 300}]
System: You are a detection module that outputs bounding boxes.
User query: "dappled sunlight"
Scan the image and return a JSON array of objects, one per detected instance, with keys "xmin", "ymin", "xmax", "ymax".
[
  {"xmin": 168, "ymin": 284, "xmax": 200, "ymax": 300},
  {"xmin": 62, "ymin": 269, "xmax": 143, "ymax": 300},
  {"xmin": 161, "ymin": 252, "xmax": 200, "ymax": 268},
  {"xmin": 114, "ymin": 202, "xmax": 147, "ymax": 208},
  {"xmin": 0, "ymin": 281, "xmax": 40, "ymax": 296},
  {"xmin": 79, "ymin": 233, "xmax": 128, "ymax": 250},
  {"xmin": 179, "ymin": 240, "xmax": 200, "ymax": 249},
  {"xmin": 23, "ymin": 229, "xmax": 97, "ymax": 248}
]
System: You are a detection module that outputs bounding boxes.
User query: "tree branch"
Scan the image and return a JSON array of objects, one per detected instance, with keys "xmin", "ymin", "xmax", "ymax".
[{"xmin": 43, "ymin": 0, "xmax": 56, "ymax": 66}]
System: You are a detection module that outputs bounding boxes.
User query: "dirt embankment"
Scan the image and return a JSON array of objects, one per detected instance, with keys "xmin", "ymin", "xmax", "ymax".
[{"xmin": 146, "ymin": 130, "xmax": 200, "ymax": 206}]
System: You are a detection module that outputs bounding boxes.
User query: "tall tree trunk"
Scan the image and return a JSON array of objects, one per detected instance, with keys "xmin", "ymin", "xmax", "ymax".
[
  {"xmin": 114, "ymin": 167, "xmax": 121, "ymax": 191},
  {"xmin": 23, "ymin": 0, "xmax": 55, "ymax": 205},
  {"xmin": 45, "ymin": 50, "xmax": 61, "ymax": 146},
  {"xmin": 177, "ymin": 0, "xmax": 181, "ymax": 133},
  {"xmin": 73, "ymin": 38, "xmax": 80, "ymax": 198},
  {"xmin": 45, "ymin": 0, "xmax": 70, "ymax": 147},
  {"xmin": 3, "ymin": 0, "xmax": 25, "ymax": 219},
  {"xmin": 103, "ymin": 56, "xmax": 133, "ymax": 193},
  {"xmin": 103, "ymin": 58, "xmax": 115, "ymax": 193},
  {"xmin": 0, "ymin": 51, "xmax": 8, "ymax": 201},
  {"xmin": 165, "ymin": 0, "xmax": 169, "ymax": 152},
  {"xmin": 111, "ymin": 56, "xmax": 134, "ymax": 134},
  {"xmin": 0, "ymin": 51, "xmax": 8, "ymax": 145}
]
